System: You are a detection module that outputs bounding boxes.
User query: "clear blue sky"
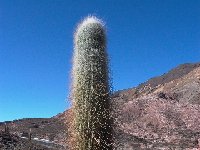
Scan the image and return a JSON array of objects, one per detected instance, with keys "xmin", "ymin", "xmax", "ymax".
[{"xmin": 0, "ymin": 0, "xmax": 200, "ymax": 122}]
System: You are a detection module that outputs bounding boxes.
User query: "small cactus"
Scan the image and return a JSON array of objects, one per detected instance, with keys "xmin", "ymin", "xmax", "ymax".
[
  {"xmin": 28, "ymin": 128, "xmax": 32, "ymax": 141},
  {"xmin": 71, "ymin": 16, "xmax": 113, "ymax": 150},
  {"xmin": 4, "ymin": 123, "xmax": 9, "ymax": 133}
]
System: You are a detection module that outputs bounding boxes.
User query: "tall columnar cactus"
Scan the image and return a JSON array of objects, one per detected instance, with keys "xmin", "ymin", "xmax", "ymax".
[{"xmin": 71, "ymin": 16, "xmax": 113, "ymax": 150}]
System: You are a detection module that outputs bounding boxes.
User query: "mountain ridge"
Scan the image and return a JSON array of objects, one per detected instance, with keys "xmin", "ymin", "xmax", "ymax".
[{"xmin": 1, "ymin": 62, "xmax": 200, "ymax": 149}]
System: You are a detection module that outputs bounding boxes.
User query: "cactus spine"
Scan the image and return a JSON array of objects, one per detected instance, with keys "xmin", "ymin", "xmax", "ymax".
[{"xmin": 71, "ymin": 16, "xmax": 113, "ymax": 150}]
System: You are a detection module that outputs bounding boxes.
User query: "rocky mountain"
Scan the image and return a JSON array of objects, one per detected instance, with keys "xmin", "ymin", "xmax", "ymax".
[
  {"xmin": 0, "ymin": 118, "xmax": 67, "ymax": 149},
  {"xmin": 1, "ymin": 62, "xmax": 200, "ymax": 149}
]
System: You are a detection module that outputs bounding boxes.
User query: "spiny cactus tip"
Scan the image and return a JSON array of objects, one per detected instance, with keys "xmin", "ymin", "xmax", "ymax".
[{"xmin": 78, "ymin": 16, "xmax": 104, "ymax": 29}]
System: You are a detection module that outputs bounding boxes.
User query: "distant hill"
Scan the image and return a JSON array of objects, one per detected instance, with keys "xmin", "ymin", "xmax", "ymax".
[{"xmin": 1, "ymin": 62, "xmax": 200, "ymax": 149}]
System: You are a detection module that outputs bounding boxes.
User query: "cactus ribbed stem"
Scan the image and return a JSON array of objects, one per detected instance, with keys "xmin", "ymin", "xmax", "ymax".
[{"xmin": 71, "ymin": 16, "xmax": 113, "ymax": 150}]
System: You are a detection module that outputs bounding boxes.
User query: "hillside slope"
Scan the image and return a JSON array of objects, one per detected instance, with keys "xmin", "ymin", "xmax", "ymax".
[{"xmin": 1, "ymin": 62, "xmax": 200, "ymax": 150}]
